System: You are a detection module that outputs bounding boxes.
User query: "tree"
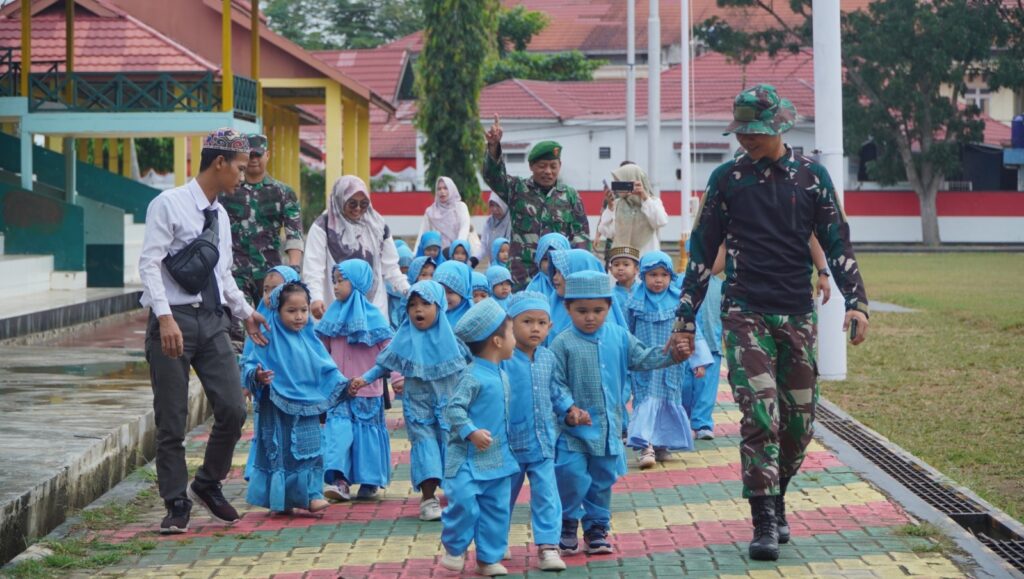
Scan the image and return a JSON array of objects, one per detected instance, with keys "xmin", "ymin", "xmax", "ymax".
[
  {"xmin": 264, "ymin": 0, "xmax": 423, "ymax": 50},
  {"xmin": 415, "ymin": 0, "xmax": 499, "ymax": 207},
  {"xmin": 497, "ymin": 5, "xmax": 548, "ymax": 56},
  {"xmin": 484, "ymin": 5, "xmax": 605, "ymax": 84},
  {"xmin": 695, "ymin": 0, "xmax": 1024, "ymax": 246}
]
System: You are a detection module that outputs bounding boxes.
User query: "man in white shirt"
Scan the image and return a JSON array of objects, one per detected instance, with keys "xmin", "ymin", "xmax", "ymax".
[{"xmin": 139, "ymin": 128, "xmax": 269, "ymax": 534}]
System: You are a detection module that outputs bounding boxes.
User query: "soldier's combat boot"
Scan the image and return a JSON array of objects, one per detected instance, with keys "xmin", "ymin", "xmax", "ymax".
[
  {"xmin": 748, "ymin": 496, "xmax": 780, "ymax": 561},
  {"xmin": 776, "ymin": 476, "xmax": 791, "ymax": 544}
]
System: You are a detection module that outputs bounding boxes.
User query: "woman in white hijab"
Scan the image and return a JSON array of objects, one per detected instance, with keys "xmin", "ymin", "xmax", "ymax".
[
  {"xmin": 597, "ymin": 163, "xmax": 669, "ymax": 254},
  {"xmin": 414, "ymin": 176, "xmax": 471, "ymax": 253},
  {"xmin": 303, "ymin": 175, "xmax": 410, "ymax": 319}
]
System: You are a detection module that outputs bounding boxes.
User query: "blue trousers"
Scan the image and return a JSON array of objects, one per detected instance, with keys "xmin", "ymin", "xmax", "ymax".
[
  {"xmin": 554, "ymin": 438, "xmax": 619, "ymax": 533},
  {"xmin": 441, "ymin": 464, "xmax": 514, "ymax": 565},
  {"xmin": 682, "ymin": 353, "xmax": 722, "ymax": 432},
  {"xmin": 509, "ymin": 458, "xmax": 562, "ymax": 546}
]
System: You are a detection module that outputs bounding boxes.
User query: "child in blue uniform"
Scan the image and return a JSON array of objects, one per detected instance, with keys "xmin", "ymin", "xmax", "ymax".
[
  {"xmin": 472, "ymin": 271, "xmax": 490, "ymax": 303},
  {"xmin": 353, "ymin": 280, "xmax": 468, "ymax": 521},
  {"xmin": 416, "ymin": 230, "xmax": 446, "ymax": 264},
  {"xmin": 685, "ymin": 272, "xmax": 724, "ymax": 440},
  {"xmin": 525, "ymin": 232, "xmax": 570, "ymax": 296},
  {"xmin": 606, "ymin": 245, "xmax": 640, "ymax": 315},
  {"xmin": 434, "ymin": 260, "xmax": 474, "ymax": 327},
  {"xmin": 547, "ymin": 249, "xmax": 628, "ymax": 339},
  {"xmin": 449, "ymin": 239, "xmax": 473, "ymax": 265},
  {"xmin": 241, "ymin": 282, "xmax": 350, "ymax": 515},
  {"xmin": 387, "ymin": 244, "xmax": 415, "ymax": 329},
  {"xmin": 491, "ymin": 237, "xmax": 511, "ymax": 268},
  {"xmin": 549, "ymin": 271, "xmax": 686, "ymax": 555},
  {"xmin": 486, "ymin": 265, "xmax": 513, "ymax": 309},
  {"xmin": 317, "ymin": 260, "xmax": 399, "ymax": 501},
  {"xmin": 625, "ymin": 252, "xmax": 712, "ymax": 468},
  {"xmin": 441, "ymin": 298, "xmax": 520, "ymax": 577},
  {"xmin": 502, "ymin": 292, "xmax": 568, "ymax": 571}
]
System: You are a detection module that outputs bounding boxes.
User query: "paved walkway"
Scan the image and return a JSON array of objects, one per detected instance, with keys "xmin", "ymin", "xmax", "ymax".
[{"xmin": 85, "ymin": 376, "xmax": 969, "ymax": 578}]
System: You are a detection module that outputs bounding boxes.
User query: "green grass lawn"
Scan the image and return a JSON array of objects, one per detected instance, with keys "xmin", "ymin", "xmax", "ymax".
[{"xmin": 827, "ymin": 252, "xmax": 1024, "ymax": 522}]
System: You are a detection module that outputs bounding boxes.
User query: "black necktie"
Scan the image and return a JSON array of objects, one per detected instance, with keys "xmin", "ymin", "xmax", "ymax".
[{"xmin": 200, "ymin": 208, "xmax": 223, "ymax": 315}]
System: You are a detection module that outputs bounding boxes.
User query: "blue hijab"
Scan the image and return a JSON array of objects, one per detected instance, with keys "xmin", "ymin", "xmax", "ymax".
[
  {"xmin": 548, "ymin": 249, "xmax": 628, "ymax": 335},
  {"xmin": 376, "ymin": 280, "xmax": 468, "ymax": 380},
  {"xmin": 525, "ymin": 232, "xmax": 570, "ymax": 298},
  {"xmin": 471, "ymin": 271, "xmax": 490, "ymax": 295},
  {"xmin": 627, "ymin": 251, "xmax": 681, "ymax": 322},
  {"xmin": 256, "ymin": 265, "xmax": 301, "ymax": 316},
  {"xmin": 417, "ymin": 230, "xmax": 446, "ymax": 264},
  {"xmin": 448, "ymin": 239, "xmax": 472, "ymax": 264},
  {"xmin": 490, "ymin": 237, "xmax": 510, "ymax": 267},
  {"xmin": 241, "ymin": 282, "xmax": 347, "ymax": 416},
  {"xmin": 486, "ymin": 265, "xmax": 513, "ymax": 309},
  {"xmin": 433, "ymin": 260, "xmax": 474, "ymax": 327},
  {"xmin": 316, "ymin": 260, "xmax": 394, "ymax": 346},
  {"xmin": 388, "ymin": 245, "xmax": 415, "ymax": 300},
  {"xmin": 406, "ymin": 256, "xmax": 436, "ymax": 285}
]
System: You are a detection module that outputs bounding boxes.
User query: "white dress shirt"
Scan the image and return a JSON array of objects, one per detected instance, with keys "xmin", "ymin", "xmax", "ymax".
[{"xmin": 139, "ymin": 179, "xmax": 254, "ymax": 320}]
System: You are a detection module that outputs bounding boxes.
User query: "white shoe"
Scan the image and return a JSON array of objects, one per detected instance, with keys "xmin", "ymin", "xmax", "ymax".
[
  {"xmin": 323, "ymin": 482, "xmax": 351, "ymax": 502},
  {"xmin": 697, "ymin": 428, "xmax": 715, "ymax": 440},
  {"xmin": 537, "ymin": 547, "xmax": 567, "ymax": 571},
  {"xmin": 440, "ymin": 551, "xmax": 465, "ymax": 571},
  {"xmin": 476, "ymin": 562, "xmax": 509, "ymax": 576},
  {"xmin": 419, "ymin": 497, "xmax": 442, "ymax": 521},
  {"xmin": 638, "ymin": 447, "xmax": 656, "ymax": 469}
]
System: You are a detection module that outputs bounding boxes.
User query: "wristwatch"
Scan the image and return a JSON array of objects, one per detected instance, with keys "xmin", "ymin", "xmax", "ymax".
[{"xmin": 817, "ymin": 268, "xmax": 830, "ymax": 277}]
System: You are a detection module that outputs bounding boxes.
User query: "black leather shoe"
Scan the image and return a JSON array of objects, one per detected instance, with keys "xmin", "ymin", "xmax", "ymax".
[{"xmin": 748, "ymin": 496, "xmax": 780, "ymax": 561}]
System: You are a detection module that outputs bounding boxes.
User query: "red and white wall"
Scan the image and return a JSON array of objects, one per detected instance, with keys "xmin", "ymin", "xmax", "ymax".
[{"xmin": 370, "ymin": 190, "xmax": 1024, "ymax": 244}]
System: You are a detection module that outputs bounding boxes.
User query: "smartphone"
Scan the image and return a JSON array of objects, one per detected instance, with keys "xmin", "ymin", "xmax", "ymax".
[
  {"xmin": 611, "ymin": 180, "xmax": 634, "ymax": 194},
  {"xmin": 849, "ymin": 319, "xmax": 858, "ymax": 342}
]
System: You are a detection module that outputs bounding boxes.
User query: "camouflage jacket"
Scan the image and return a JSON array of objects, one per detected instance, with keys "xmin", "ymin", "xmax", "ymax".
[
  {"xmin": 675, "ymin": 147, "xmax": 869, "ymax": 331},
  {"xmin": 482, "ymin": 149, "xmax": 591, "ymax": 288},
  {"xmin": 221, "ymin": 175, "xmax": 304, "ymax": 284}
]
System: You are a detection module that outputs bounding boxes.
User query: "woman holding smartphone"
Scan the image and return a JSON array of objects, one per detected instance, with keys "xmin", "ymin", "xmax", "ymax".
[{"xmin": 596, "ymin": 163, "xmax": 669, "ymax": 255}]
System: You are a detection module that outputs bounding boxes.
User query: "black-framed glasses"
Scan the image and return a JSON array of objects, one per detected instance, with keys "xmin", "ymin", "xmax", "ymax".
[{"xmin": 346, "ymin": 200, "xmax": 370, "ymax": 210}]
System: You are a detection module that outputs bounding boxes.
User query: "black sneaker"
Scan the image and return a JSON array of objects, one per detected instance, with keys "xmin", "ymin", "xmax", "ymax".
[
  {"xmin": 559, "ymin": 519, "xmax": 580, "ymax": 555},
  {"xmin": 584, "ymin": 525, "xmax": 613, "ymax": 554},
  {"xmin": 188, "ymin": 481, "xmax": 240, "ymax": 524},
  {"xmin": 160, "ymin": 499, "xmax": 191, "ymax": 534}
]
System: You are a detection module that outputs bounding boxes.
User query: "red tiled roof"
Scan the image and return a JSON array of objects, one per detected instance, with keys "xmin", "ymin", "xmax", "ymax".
[
  {"xmin": 0, "ymin": 0, "xmax": 217, "ymax": 72},
  {"xmin": 312, "ymin": 46, "xmax": 408, "ymax": 103},
  {"xmin": 386, "ymin": 0, "xmax": 874, "ymax": 54}
]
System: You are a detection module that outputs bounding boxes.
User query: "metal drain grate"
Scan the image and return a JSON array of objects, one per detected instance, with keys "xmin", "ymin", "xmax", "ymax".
[{"xmin": 816, "ymin": 405, "xmax": 1024, "ymax": 572}]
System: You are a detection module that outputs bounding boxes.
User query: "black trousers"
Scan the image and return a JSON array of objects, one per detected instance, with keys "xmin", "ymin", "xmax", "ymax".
[{"xmin": 145, "ymin": 305, "xmax": 246, "ymax": 506}]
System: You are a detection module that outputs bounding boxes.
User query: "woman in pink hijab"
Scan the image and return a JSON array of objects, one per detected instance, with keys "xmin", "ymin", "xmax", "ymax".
[{"xmin": 414, "ymin": 176, "xmax": 471, "ymax": 253}]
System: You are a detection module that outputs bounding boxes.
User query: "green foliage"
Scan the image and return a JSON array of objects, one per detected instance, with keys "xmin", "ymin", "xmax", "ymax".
[
  {"xmin": 264, "ymin": 0, "xmax": 423, "ymax": 50},
  {"xmin": 415, "ymin": 0, "xmax": 499, "ymax": 206},
  {"xmin": 485, "ymin": 50, "xmax": 605, "ymax": 84},
  {"xmin": 497, "ymin": 5, "xmax": 548, "ymax": 56},
  {"xmin": 300, "ymin": 164, "xmax": 326, "ymax": 232},
  {"xmin": 1, "ymin": 538, "xmax": 156, "ymax": 577},
  {"xmin": 134, "ymin": 138, "xmax": 173, "ymax": 173}
]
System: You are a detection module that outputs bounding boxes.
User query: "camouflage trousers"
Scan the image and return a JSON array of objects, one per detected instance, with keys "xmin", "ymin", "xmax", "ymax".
[{"xmin": 722, "ymin": 308, "xmax": 818, "ymax": 498}]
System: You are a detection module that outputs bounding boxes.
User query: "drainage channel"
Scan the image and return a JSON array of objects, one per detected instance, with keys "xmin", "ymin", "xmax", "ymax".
[{"xmin": 816, "ymin": 405, "xmax": 1024, "ymax": 573}]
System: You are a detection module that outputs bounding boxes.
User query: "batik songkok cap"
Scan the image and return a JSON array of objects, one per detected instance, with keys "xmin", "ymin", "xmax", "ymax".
[
  {"xmin": 607, "ymin": 245, "xmax": 640, "ymax": 263},
  {"xmin": 565, "ymin": 270, "xmax": 614, "ymax": 299},
  {"xmin": 486, "ymin": 265, "xmax": 512, "ymax": 290},
  {"xmin": 203, "ymin": 127, "xmax": 251, "ymax": 154},
  {"xmin": 472, "ymin": 272, "xmax": 489, "ymax": 294},
  {"xmin": 454, "ymin": 298, "xmax": 508, "ymax": 343},
  {"xmin": 506, "ymin": 291, "xmax": 550, "ymax": 318}
]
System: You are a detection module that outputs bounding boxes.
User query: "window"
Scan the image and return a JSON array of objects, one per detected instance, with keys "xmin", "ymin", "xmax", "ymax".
[
  {"xmin": 599, "ymin": 147, "xmax": 611, "ymax": 160},
  {"xmin": 965, "ymin": 87, "xmax": 991, "ymax": 114},
  {"xmin": 505, "ymin": 153, "xmax": 526, "ymax": 164}
]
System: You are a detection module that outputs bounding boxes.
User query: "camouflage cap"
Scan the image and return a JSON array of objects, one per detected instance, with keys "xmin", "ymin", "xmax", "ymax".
[
  {"xmin": 723, "ymin": 84, "xmax": 797, "ymax": 136},
  {"xmin": 202, "ymin": 127, "xmax": 251, "ymax": 154},
  {"xmin": 528, "ymin": 140, "xmax": 563, "ymax": 164},
  {"xmin": 247, "ymin": 133, "xmax": 268, "ymax": 155}
]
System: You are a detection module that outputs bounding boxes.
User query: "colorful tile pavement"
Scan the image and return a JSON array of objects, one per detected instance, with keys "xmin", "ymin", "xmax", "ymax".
[{"xmin": 86, "ymin": 378, "xmax": 969, "ymax": 578}]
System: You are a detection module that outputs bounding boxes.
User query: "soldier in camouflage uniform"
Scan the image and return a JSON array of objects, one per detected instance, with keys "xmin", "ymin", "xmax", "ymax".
[
  {"xmin": 667, "ymin": 85, "xmax": 870, "ymax": 561},
  {"xmin": 220, "ymin": 134, "xmax": 305, "ymax": 348},
  {"xmin": 483, "ymin": 115, "xmax": 590, "ymax": 289}
]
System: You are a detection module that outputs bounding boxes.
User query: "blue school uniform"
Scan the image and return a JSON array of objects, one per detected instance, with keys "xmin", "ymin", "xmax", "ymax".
[
  {"xmin": 448, "ymin": 239, "xmax": 472, "ymax": 263},
  {"xmin": 362, "ymin": 281, "xmax": 468, "ymax": 491},
  {"xmin": 416, "ymin": 230, "xmax": 446, "ymax": 264},
  {"xmin": 503, "ymin": 346, "xmax": 563, "ymax": 546},
  {"xmin": 433, "ymin": 260, "xmax": 474, "ymax": 327},
  {"xmin": 525, "ymin": 232, "xmax": 570, "ymax": 297},
  {"xmin": 486, "ymin": 265, "xmax": 513, "ymax": 310},
  {"xmin": 442, "ymin": 357, "xmax": 520, "ymax": 564},
  {"xmin": 241, "ymin": 283, "xmax": 350, "ymax": 512},
  {"xmin": 683, "ymin": 275, "xmax": 724, "ymax": 432},
  {"xmin": 625, "ymin": 253, "xmax": 712, "ymax": 451},
  {"xmin": 547, "ymin": 249, "xmax": 628, "ymax": 339},
  {"xmin": 549, "ymin": 321, "xmax": 677, "ymax": 533},
  {"xmin": 490, "ymin": 236, "xmax": 510, "ymax": 268},
  {"xmin": 386, "ymin": 245, "xmax": 414, "ymax": 330}
]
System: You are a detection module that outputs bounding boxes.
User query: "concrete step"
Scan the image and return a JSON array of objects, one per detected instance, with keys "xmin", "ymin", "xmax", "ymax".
[{"xmin": 0, "ymin": 255, "xmax": 54, "ymax": 298}]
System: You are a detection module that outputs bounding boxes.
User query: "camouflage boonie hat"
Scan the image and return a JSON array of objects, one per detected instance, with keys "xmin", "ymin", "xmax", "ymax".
[
  {"xmin": 247, "ymin": 133, "xmax": 268, "ymax": 155},
  {"xmin": 723, "ymin": 84, "xmax": 797, "ymax": 136}
]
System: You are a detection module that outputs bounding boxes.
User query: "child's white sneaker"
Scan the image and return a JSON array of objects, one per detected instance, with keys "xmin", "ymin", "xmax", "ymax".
[
  {"xmin": 440, "ymin": 551, "xmax": 465, "ymax": 571},
  {"xmin": 537, "ymin": 546, "xmax": 567, "ymax": 571},
  {"xmin": 638, "ymin": 447, "xmax": 656, "ymax": 469},
  {"xmin": 419, "ymin": 497, "xmax": 442, "ymax": 521},
  {"xmin": 476, "ymin": 562, "xmax": 508, "ymax": 576},
  {"xmin": 323, "ymin": 481, "xmax": 351, "ymax": 502}
]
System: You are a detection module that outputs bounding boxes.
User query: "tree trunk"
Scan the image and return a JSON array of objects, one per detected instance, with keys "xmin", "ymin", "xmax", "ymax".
[{"xmin": 916, "ymin": 182, "xmax": 942, "ymax": 246}]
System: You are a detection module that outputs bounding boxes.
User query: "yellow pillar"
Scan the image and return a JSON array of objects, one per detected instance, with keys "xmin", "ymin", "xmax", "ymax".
[
  {"xmin": 46, "ymin": 136, "xmax": 63, "ymax": 153},
  {"xmin": 121, "ymin": 139, "xmax": 132, "ymax": 177},
  {"xmin": 325, "ymin": 84, "xmax": 343, "ymax": 202},
  {"xmin": 190, "ymin": 135, "xmax": 202, "ymax": 178},
  {"xmin": 265, "ymin": 103, "xmax": 279, "ymax": 177},
  {"xmin": 288, "ymin": 113, "xmax": 300, "ymax": 193},
  {"xmin": 105, "ymin": 138, "xmax": 118, "ymax": 173},
  {"xmin": 341, "ymin": 95, "xmax": 357, "ymax": 177},
  {"xmin": 174, "ymin": 137, "xmax": 187, "ymax": 186},
  {"xmin": 357, "ymin": 102, "xmax": 370, "ymax": 184},
  {"xmin": 221, "ymin": 0, "xmax": 234, "ymax": 112},
  {"xmin": 20, "ymin": 0, "xmax": 30, "ymax": 98},
  {"xmin": 92, "ymin": 138, "xmax": 104, "ymax": 167},
  {"xmin": 76, "ymin": 137, "xmax": 89, "ymax": 163}
]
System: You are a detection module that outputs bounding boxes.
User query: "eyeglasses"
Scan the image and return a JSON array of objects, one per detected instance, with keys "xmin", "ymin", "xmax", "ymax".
[{"xmin": 346, "ymin": 200, "xmax": 370, "ymax": 210}]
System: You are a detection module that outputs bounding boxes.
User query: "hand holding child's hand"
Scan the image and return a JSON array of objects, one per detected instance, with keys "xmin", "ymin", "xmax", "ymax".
[
  {"xmin": 566, "ymin": 406, "xmax": 592, "ymax": 427},
  {"xmin": 391, "ymin": 379, "xmax": 404, "ymax": 396},
  {"xmin": 468, "ymin": 429, "xmax": 492, "ymax": 451},
  {"xmin": 348, "ymin": 377, "xmax": 367, "ymax": 396},
  {"xmin": 254, "ymin": 364, "xmax": 274, "ymax": 386},
  {"xmin": 694, "ymin": 366, "xmax": 706, "ymax": 379}
]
